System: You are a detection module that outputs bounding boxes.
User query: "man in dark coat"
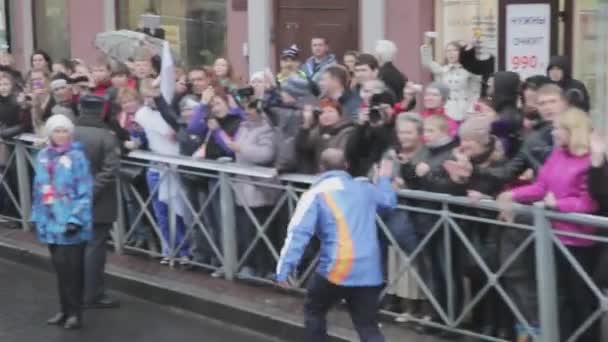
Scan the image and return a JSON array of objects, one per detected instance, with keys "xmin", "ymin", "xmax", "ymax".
[
  {"xmin": 547, "ymin": 55, "xmax": 590, "ymax": 112},
  {"xmin": 73, "ymin": 94, "xmax": 121, "ymax": 309},
  {"xmin": 491, "ymin": 71, "xmax": 523, "ymax": 159},
  {"xmin": 375, "ymin": 40, "xmax": 407, "ymax": 101},
  {"xmin": 346, "ymin": 90, "xmax": 396, "ymax": 177},
  {"xmin": 318, "ymin": 65, "xmax": 361, "ymax": 121}
]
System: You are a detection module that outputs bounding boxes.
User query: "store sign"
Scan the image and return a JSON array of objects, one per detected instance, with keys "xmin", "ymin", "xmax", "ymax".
[{"xmin": 506, "ymin": 4, "xmax": 551, "ymax": 79}]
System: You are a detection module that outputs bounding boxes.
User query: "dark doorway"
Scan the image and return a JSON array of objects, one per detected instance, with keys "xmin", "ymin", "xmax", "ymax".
[{"xmin": 275, "ymin": 0, "xmax": 359, "ymax": 65}]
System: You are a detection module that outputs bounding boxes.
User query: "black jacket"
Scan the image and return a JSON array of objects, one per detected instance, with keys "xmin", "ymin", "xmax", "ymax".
[
  {"xmin": 476, "ymin": 120, "xmax": 553, "ymax": 184},
  {"xmin": 378, "ymin": 62, "xmax": 407, "ymax": 102},
  {"xmin": 0, "ymin": 95, "xmax": 27, "ymax": 139},
  {"xmin": 73, "ymin": 114, "xmax": 121, "ymax": 224},
  {"xmin": 468, "ymin": 137, "xmax": 508, "ymax": 197},
  {"xmin": 492, "ymin": 71, "xmax": 523, "ymax": 159},
  {"xmin": 296, "ymin": 118, "xmax": 355, "ymax": 174},
  {"xmin": 547, "ymin": 56, "xmax": 590, "ymax": 112},
  {"xmin": 345, "ymin": 122, "xmax": 394, "ymax": 177},
  {"xmin": 401, "ymin": 139, "xmax": 467, "ymax": 234},
  {"xmin": 460, "ymin": 46, "xmax": 495, "ymax": 97},
  {"xmin": 589, "ymin": 161, "xmax": 608, "ymax": 216},
  {"xmin": 419, "ymin": 139, "xmax": 468, "ymax": 195}
]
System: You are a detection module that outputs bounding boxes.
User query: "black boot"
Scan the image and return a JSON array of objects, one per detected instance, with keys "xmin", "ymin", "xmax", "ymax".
[{"xmin": 46, "ymin": 313, "xmax": 66, "ymax": 325}]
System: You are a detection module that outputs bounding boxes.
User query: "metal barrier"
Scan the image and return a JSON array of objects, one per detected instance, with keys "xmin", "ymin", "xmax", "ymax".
[{"xmin": 7, "ymin": 133, "xmax": 608, "ymax": 341}]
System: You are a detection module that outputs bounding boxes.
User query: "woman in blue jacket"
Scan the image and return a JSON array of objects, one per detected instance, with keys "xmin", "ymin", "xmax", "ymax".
[{"xmin": 32, "ymin": 114, "xmax": 93, "ymax": 330}]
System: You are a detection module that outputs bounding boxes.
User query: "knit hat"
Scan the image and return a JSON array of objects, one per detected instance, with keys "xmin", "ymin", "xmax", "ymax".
[
  {"xmin": 50, "ymin": 79, "xmax": 69, "ymax": 92},
  {"xmin": 179, "ymin": 95, "xmax": 199, "ymax": 112},
  {"xmin": 281, "ymin": 75, "xmax": 311, "ymax": 99},
  {"xmin": 45, "ymin": 114, "xmax": 74, "ymax": 137},
  {"xmin": 427, "ymin": 82, "xmax": 450, "ymax": 102},
  {"xmin": 281, "ymin": 45, "xmax": 300, "ymax": 60},
  {"xmin": 79, "ymin": 94, "xmax": 105, "ymax": 114},
  {"xmin": 50, "ymin": 72, "xmax": 70, "ymax": 92},
  {"xmin": 459, "ymin": 116, "xmax": 492, "ymax": 145}
]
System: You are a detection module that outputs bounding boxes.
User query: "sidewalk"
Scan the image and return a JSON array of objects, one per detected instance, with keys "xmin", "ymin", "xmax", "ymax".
[{"xmin": 0, "ymin": 228, "xmax": 441, "ymax": 342}]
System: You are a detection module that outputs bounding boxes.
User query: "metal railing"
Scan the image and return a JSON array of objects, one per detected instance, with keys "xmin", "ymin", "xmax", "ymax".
[{"xmin": 5, "ymin": 133, "xmax": 608, "ymax": 341}]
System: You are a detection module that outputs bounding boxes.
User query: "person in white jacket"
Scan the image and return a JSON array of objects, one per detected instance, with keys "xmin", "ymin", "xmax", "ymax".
[{"xmin": 420, "ymin": 41, "xmax": 481, "ymax": 122}]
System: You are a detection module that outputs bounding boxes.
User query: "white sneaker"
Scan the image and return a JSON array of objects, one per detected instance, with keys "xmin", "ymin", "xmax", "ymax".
[{"xmin": 395, "ymin": 313, "xmax": 411, "ymax": 323}]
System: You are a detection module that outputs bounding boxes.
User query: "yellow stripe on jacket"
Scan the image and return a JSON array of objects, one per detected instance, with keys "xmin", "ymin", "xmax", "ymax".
[{"xmin": 323, "ymin": 193, "xmax": 354, "ymax": 284}]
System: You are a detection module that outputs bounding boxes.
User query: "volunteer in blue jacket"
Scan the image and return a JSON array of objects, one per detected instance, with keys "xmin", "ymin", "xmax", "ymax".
[
  {"xmin": 276, "ymin": 148, "xmax": 397, "ymax": 342},
  {"xmin": 32, "ymin": 114, "xmax": 93, "ymax": 330}
]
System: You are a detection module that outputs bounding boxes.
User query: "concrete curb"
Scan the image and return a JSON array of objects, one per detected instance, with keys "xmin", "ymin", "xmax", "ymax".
[{"xmin": 0, "ymin": 241, "xmax": 351, "ymax": 342}]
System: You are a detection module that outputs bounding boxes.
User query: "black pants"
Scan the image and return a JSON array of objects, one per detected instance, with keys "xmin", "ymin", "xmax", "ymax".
[
  {"xmin": 557, "ymin": 245, "xmax": 598, "ymax": 342},
  {"xmin": 304, "ymin": 274, "xmax": 385, "ymax": 342},
  {"xmin": 417, "ymin": 226, "xmax": 464, "ymax": 321},
  {"xmin": 49, "ymin": 243, "xmax": 85, "ymax": 318},
  {"xmin": 500, "ymin": 215, "xmax": 539, "ymax": 328},
  {"xmin": 84, "ymin": 224, "xmax": 111, "ymax": 304},
  {"xmin": 236, "ymin": 206, "xmax": 275, "ymax": 275}
]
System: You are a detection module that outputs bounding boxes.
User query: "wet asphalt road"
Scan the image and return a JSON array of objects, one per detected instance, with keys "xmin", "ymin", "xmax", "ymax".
[{"xmin": 0, "ymin": 259, "xmax": 279, "ymax": 342}]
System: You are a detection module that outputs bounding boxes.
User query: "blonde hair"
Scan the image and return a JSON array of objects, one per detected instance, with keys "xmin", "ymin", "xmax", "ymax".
[
  {"xmin": 117, "ymin": 87, "xmax": 141, "ymax": 104},
  {"xmin": 556, "ymin": 108, "xmax": 591, "ymax": 156},
  {"xmin": 537, "ymin": 84, "xmax": 565, "ymax": 99}
]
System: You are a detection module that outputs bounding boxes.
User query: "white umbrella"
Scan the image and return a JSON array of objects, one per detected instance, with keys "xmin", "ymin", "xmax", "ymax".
[{"xmin": 94, "ymin": 30, "xmax": 165, "ymax": 62}]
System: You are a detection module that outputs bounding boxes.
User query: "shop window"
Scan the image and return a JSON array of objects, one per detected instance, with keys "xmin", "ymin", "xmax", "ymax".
[
  {"xmin": 434, "ymin": 0, "xmax": 499, "ymax": 61},
  {"xmin": 33, "ymin": 0, "xmax": 70, "ymax": 60},
  {"xmin": 116, "ymin": 0, "xmax": 227, "ymax": 67},
  {"xmin": 0, "ymin": 0, "xmax": 8, "ymax": 51},
  {"xmin": 571, "ymin": 0, "xmax": 608, "ymax": 129}
]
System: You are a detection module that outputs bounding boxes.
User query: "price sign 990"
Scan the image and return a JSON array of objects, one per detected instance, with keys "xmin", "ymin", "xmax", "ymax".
[{"xmin": 511, "ymin": 55, "xmax": 538, "ymax": 70}]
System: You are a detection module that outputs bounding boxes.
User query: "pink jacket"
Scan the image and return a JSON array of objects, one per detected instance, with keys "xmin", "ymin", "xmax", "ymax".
[{"xmin": 512, "ymin": 148, "xmax": 598, "ymax": 246}]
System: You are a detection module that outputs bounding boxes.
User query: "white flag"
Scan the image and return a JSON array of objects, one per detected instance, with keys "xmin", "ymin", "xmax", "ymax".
[{"xmin": 160, "ymin": 41, "xmax": 175, "ymax": 104}]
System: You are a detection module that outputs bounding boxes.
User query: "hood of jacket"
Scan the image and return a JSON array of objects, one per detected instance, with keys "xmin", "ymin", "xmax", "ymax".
[
  {"xmin": 547, "ymin": 55, "xmax": 572, "ymax": 80},
  {"xmin": 76, "ymin": 112, "xmax": 108, "ymax": 130},
  {"xmin": 492, "ymin": 71, "xmax": 521, "ymax": 111}
]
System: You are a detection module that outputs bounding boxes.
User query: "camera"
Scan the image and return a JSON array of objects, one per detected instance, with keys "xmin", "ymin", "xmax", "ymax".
[
  {"xmin": 235, "ymin": 86, "xmax": 255, "ymax": 98},
  {"xmin": 312, "ymin": 107, "xmax": 323, "ymax": 117},
  {"xmin": 369, "ymin": 106, "xmax": 382, "ymax": 123},
  {"xmin": 368, "ymin": 92, "xmax": 395, "ymax": 124}
]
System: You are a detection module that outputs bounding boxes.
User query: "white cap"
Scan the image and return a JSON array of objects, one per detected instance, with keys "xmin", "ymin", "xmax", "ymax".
[{"xmin": 44, "ymin": 114, "xmax": 74, "ymax": 137}]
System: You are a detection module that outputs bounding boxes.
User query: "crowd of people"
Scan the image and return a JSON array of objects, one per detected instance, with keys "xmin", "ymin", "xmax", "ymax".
[{"xmin": 0, "ymin": 33, "xmax": 606, "ymax": 341}]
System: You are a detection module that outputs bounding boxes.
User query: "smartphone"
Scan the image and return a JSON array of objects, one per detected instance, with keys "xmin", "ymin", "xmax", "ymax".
[
  {"xmin": 32, "ymin": 80, "xmax": 44, "ymax": 90},
  {"xmin": 424, "ymin": 31, "xmax": 438, "ymax": 46},
  {"xmin": 424, "ymin": 31, "xmax": 438, "ymax": 39}
]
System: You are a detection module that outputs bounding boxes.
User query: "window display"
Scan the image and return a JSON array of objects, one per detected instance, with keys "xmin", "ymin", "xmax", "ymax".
[
  {"xmin": 434, "ymin": 0, "xmax": 498, "ymax": 60},
  {"xmin": 117, "ymin": 0, "xmax": 227, "ymax": 67},
  {"xmin": 33, "ymin": 0, "xmax": 70, "ymax": 60}
]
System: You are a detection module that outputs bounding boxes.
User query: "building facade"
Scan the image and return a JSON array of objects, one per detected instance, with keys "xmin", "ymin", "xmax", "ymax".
[{"xmin": 5, "ymin": 0, "xmax": 608, "ymax": 119}]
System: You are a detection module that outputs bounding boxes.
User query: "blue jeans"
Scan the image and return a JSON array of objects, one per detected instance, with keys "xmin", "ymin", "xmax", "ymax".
[
  {"xmin": 379, "ymin": 209, "xmax": 418, "ymax": 254},
  {"xmin": 121, "ymin": 182, "xmax": 149, "ymax": 242},
  {"xmin": 146, "ymin": 169, "xmax": 189, "ymax": 258},
  {"xmin": 305, "ymin": 274, "xmax": 385, "ymax": 342}
]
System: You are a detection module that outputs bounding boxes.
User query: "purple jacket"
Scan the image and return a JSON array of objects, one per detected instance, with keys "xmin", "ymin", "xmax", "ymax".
[
  {"xmin": 512, "ymin": 148, "xmax": 598, "ymax": 246},
  {"xmin": 187, "ymin": 104, "xmax": 245, "ymax": 157}
]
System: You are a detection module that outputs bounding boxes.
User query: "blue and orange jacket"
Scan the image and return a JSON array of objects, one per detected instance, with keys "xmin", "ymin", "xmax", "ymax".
[{"xmin": 276, "ymin": 171, "xmax": 397, "ymax": 286}]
